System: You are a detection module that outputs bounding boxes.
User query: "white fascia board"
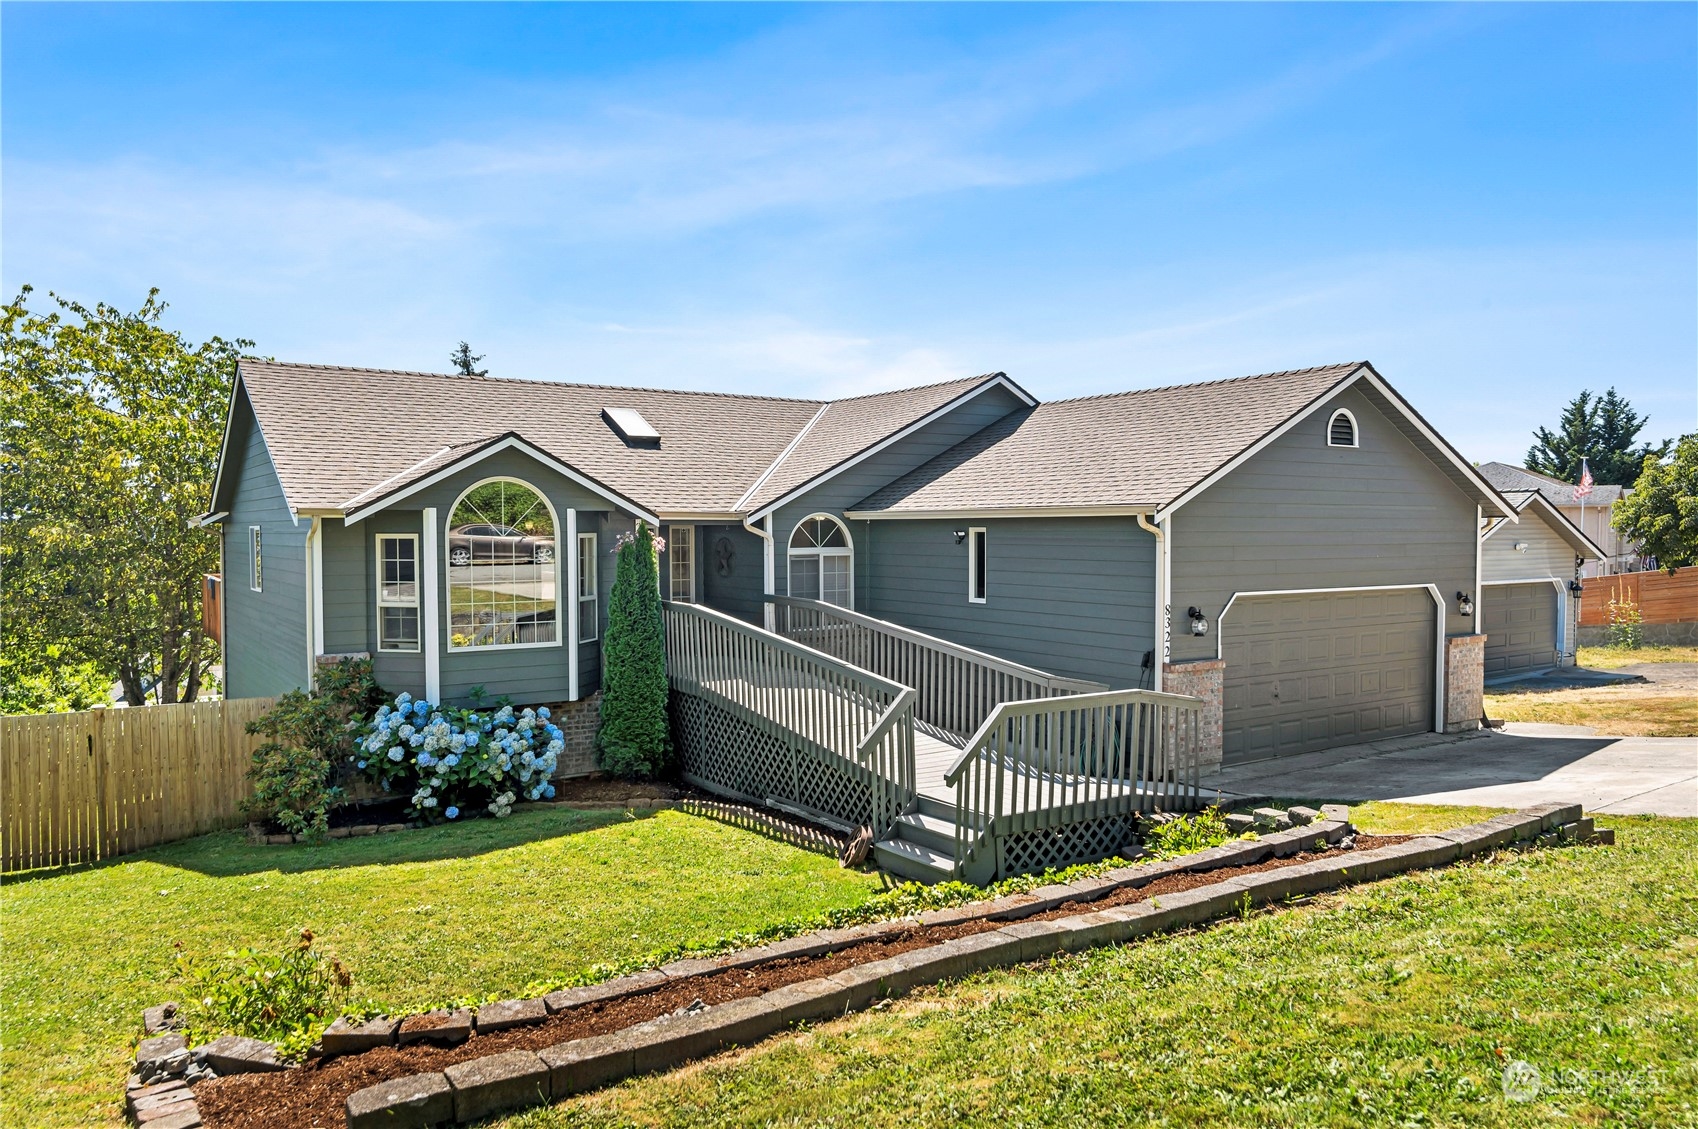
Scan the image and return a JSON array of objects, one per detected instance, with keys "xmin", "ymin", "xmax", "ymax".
[
  {"xmin": 655, "ymin": 511, "xmax": 748, "ymax": 523},
  {"xmin": 191, "ymin": 511, "xmax": 229, "ymax": 528},
  {"xmin": 733, "ymin": 403, "xmax": 830, "ymax": 511},
  {"xmin": 845, "ymin": 505, "xmax": 1156, "ymax": 521},
  {"xmin": 205, "ymin": 371, "xmax": 247, "ymax": 519},
  {"xmin": 343, "ymin": 435, "xmax": 659, "ymax": 526},
  {"xmin": 1519, "ymin": 492, "xmax": 1607, "ymax": 560},
  {"xmin": 1155, "ymin": 364, "xmax": 1518, "ymax": 522},
  {"xmin": 748, "ymin": 375, "xmax": 1037, "ymax": 522}
]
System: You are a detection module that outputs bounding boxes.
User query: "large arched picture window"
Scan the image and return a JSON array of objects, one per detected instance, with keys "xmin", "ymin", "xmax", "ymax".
[
  {"xmin": 788, "ymin": 514, "xmax": 852, "ymax": 608},
  {"xmin": 447, "ymin": 478, "xmax": 558, "ymax": 649}
]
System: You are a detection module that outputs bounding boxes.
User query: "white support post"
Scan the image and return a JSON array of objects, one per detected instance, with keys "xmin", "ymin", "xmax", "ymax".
[
  {"xmin": 423, "ymin": 507, "xmax": 441, "ymax": 704},
  {"xmin": 566, "ymin": 508, "xmax": 579, "ymax": 701},
  {"xmin": 763, "ymin": 513, "xmax": 776, "ymax": 632}
]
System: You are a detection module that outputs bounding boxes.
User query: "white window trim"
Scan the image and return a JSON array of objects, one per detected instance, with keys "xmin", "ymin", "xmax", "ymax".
[
  {"xmin": 1326, "ymin": 408, "xmax": 1359, "ymax": 448},
  {"xmin": 669, "ymin": 525, "xmax": 696, "ymax": 603},
  {"xmin": 577, "ymin": 531, "xmax": 599, "ymax": 643},
  {"xmin": 375, "ymin": 533, "xmax": 422, "ymax": 653},
  {"xmin": 249, "ymin": 525, "xmax": 263, "ymax": 592},
  {"xmin": 786, "ymin": 513, "xmax": 854, "ymax": 609},
  {"xmin": 444, "ymin": 476, "xmax": 565, "ymax": 653},
  {"xmin": 967, "ymin": 527, "xmax": 987, "ymax": 604}
]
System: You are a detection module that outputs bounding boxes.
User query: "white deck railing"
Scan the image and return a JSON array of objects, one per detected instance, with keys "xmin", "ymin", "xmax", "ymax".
[
  {"xmin": 664, "ymin": 602, "xmax": 916, "ymax": 837},
  {"xmin": 767, "ymin": 596, "xmax": 1107, "ymax": 740},
  {"xmin": 943, "ymin": 689, "xmax": 1204, "ymax": 879}
]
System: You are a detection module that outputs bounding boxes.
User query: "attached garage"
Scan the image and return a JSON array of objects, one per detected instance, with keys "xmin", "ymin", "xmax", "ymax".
[
  {"xmin": 1481, "ymin": 581, "xmax": 1559, "ymax": 678},
  {"xmin": 1221, "ymin": 588, "xmax": 1436, "ymax": 765}
]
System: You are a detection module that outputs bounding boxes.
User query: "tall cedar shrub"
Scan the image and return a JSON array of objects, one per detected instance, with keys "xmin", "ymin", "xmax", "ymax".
[{"xmin": 595, "ymin": 524, "xmax": 671, "ymax": 779}]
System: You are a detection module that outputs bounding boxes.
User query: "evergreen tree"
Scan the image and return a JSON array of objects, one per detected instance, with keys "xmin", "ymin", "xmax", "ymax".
[
  {"xmin": 449, "ymin": 342, "xmax": 487, "ymax": 377},
  {"xmin": 594, "ymin": 524, "xmax": 671, "ymax": 779},
  {"xmin": 1613, "ymin": 434, "xmax": 1697, "ymax": 573},
  {"xmin": 1526, "ymin": 387, "xmax": 1670, "ymax": 484}
]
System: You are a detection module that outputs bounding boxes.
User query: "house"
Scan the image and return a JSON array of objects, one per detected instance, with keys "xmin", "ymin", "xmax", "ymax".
[
  {"xmin": 1478, "ymin": 462, "xmax": 1638, "ymax": 577},
  {"xmin": 204, "ymin": 357, "xmax": 1515, "ymax": 786},
  {"xmin": 1478, "ymin": 490, "xmax": 1605, "ymax": 678}
]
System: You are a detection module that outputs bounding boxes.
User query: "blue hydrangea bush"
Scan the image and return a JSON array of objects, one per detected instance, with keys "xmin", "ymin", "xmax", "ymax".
[{"xmin": 350, "ymin": 692, "xmax": 562, "ymax": 821}]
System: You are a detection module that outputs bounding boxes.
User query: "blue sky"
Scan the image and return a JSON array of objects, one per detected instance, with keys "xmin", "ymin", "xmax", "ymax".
[{"xmin": 4, "ymin": 3, "xmax": 1694, "ymax": 464}]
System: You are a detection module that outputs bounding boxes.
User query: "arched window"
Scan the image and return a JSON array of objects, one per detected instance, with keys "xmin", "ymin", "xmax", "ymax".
[
  {"xmin": 446, "ymin": 478, "xmax": 559, "ymax": 649},
  {"xmin": 788, "ymin": 514, "xmax": 853, "ymax": 608},
  {"xmin": 1327, "ymin": 409, "xmax": 1358, "ymax": 448}
]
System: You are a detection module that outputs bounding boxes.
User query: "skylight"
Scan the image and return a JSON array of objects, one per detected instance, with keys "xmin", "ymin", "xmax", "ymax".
[{"xmin": 603, "ymin": 407, "xmax": 660, "ymax": 444}]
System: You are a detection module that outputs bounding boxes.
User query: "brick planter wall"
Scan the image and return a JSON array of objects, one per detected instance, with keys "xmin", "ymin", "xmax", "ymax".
[
  {"xmin": 542, "ymin": 692, "xmax": 601, "ymax": 779},
  {"xmin": 1163, "ymin": 659, "xmax": 1224, "ymax": 773},
  {"xmin": 1444, "ymin": 634, "xmax": 1485, "ymax": 733}
]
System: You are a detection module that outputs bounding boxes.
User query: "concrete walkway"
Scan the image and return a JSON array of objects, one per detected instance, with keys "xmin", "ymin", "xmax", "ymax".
[{"xmin": 1203, "ymin": 728, "xmax": 1697, "ymax": 817}]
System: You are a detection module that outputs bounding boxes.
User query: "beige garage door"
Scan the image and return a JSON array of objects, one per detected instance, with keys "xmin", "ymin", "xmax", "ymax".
[
  {"xmin": 1222, "ymin": 589, "xmax": 1435, "ymax": 765},
  {"xmin": 1483, "ymin": 582, "xmax": 1558, "ymax": 678}
]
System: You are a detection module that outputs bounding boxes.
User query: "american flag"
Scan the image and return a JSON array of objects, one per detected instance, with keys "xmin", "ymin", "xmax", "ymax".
[{"xmin": 1574, "ymin": 459, "xmax": 1594, "ymax": 500}]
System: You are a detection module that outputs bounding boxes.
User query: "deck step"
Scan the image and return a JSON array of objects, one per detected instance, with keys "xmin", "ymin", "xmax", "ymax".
[
  {"xmin": 871, "ymin": 836, "xmax": 956, "ymax": 884},
  {"xmin": 893, "ymin": 810, "xmax": 962, "ymax": 853},
  {"xmin": 914, "ymin": 793, "xmax": 988, "ymax": 826}
]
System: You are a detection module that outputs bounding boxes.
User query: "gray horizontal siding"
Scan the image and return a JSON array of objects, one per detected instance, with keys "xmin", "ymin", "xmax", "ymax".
[
  {"xmin": 222, "ymin": 396, "xmax": 310, "ymax": 699},
  {"xmin": 770, "ymin": 385, "xmax": 1026, "ymax": 607},
  {"xmin": 1170, "ymin": 385, "xmax": 1478, "ymax": 666},
  {"xmin": 865, "ymin": 517, "xmax": 1156, "ymax": 689},
  {"xmin": 666, "ymin": 522, "xmax": 765, "ymax": 625},
  {"xmin": 1481, "ymin": 508, "xmax": 1580, "ymax": 662}
]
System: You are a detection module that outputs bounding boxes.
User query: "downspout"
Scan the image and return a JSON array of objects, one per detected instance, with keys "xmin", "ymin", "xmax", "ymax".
[
  {"xmin": 1136, "ymin": 513, "xmax": 1167, "ymax": 692},
  {"xmin": 306, "ymin": 516, "xmax": 324, "ymax": 689},
  {"xmin": 743, "ymin": 512, "xmax": 775, "ymax": 631}
]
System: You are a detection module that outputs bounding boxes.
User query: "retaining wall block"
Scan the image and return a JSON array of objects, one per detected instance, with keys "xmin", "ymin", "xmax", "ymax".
[
  {"xmin": 1531, "ymin": 802, "xmax": 1584, "ymax": 831},
  {"xmin": 543, "ymin": 970, "xmax": 667, "ymax": 1014},
  {"xmin": 996, "ymin": 918, "xmax": 1072, "ymax": 963},
  {"xmin": 760, "ymin": 976, "xmax": 857, "ymax": 1025},
  {"xmin": 345, "ymin": 1071, "xmax": 454, "ymax": 1129},
  {"xmin": 886, "ymin": 931, "xmax": 1022, "ymax": 988},
  {"xmin": 1389, "ymin": 836, "xmax": 1463, "ymax": 870},
  {"xmin": 1051, "ymin": 910, "xmax": 1139, "ymax": 953},
  {"xmin": 658, "ymin": 957, "xmax": 722, "ymax": 981},
  {"xmin": 624, "ymin": 995, "xmax": 790, "ymax": 1076},
  {"xmin": 135, "ymin": 1034, "xmax": 187, "ymax": 1069},
  {"xmin": 444, "ymin": 1049, "xmax": 550, "ymax": 1123},
  {"xmin": 825, "ymin": 958, "xmax": 904, "ymax": 1011},
  {"xmin": 539, "ymin": 1032, "xmax": 637, "ymax": 1098},
  {"xmin": 139, "ymin": 1108, "xmax": 202, "ymax": 1129},
  {"xmin": 133, "ymin": 1089, "xmax": 197, "ymax": 1119},
  {"xmin": 983, "ymin": 893, "xmax": 1045, "ymax": 921},
  {"xmin": 397, "ymin": 1010, "xmax": 472, "ymax": 1047},
  {"xmin": 322, "ymin": 1015, "xmax": 401, "ymax": 1055},
  {"xmin": 199, "ymin": 1034, "xmax": 285, "ymax": 1073},
  {"xmin": 473, "ymin": 998, "xmax": 547, "ymax": 1034}
]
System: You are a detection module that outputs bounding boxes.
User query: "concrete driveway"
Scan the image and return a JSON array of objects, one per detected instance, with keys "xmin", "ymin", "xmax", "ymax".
[{"xmin": 1203, "ymin": 729, "xmax": 1698, "ymax": 817}]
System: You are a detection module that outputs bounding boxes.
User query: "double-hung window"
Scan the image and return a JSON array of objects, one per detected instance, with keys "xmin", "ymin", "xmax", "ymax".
[
  {"xmin": 669, "ymin": 526, "xmax": 695, "ymax": 602},
  {"xmin": 249, "ymin": 526, "xmax": 263, "ymax": 591},
  {"xmin": 787, "ymin": 515, "xmax": 853, "ymax": 608},
  {"xmin": 967, "ymin": 527, "xmax": 987, "ymax": 604},
  {"xmin": 577, "ymin": 532, "xmax": 598, "ymax": 642},
  {"xmin": 377, "ymin": 534, "xmax": 421, "ymax": 651}
]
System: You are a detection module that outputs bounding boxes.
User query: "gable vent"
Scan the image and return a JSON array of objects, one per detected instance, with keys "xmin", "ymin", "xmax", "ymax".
[
  {"xmin": 1327, "ymin": 409, "xmax": 1357, "ymax": 448},
  {"xmin": 603, "ymin": 407, "xmax": 660, "ymax": 445}
]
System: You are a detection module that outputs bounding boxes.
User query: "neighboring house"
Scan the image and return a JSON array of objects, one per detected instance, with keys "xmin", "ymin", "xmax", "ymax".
[
  {"xmin": 1478, "ymin": 462, "xmax": 1638, "ymax": 577},
  {"xmin": 1478, "ymin": 490, "xmax": 1605, "ymax": 678},
  {"xmin": 202, "ymin": 358, "xmax": 1516, "ymax": 777}
]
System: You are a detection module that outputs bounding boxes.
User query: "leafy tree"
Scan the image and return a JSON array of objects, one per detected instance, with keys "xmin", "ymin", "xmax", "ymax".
[
  {"xmin": 595, "ymin": 524, "xmax": 671, "ymax": 779},
  {"xmin": 449, "ymin": 341, "xmax": 487, "ymax": 377},
  {"xmin": 1, "ymin": 286, "xmax": 248, "ymax": 707},
  {"xmin": 1526, "ymin": 387, "xmax": 1671, "ymax": 484},
  {"xmin": 1613, "ymin": 434, "xmax": 1697, "ymax": 573}
]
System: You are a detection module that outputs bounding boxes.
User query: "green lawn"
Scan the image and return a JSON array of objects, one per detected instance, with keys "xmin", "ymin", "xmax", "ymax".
[
  {"xmin": 500, "ymin": 804, "xmax": 1698, "ymax": 1129},
  {"xmin": 0, "ymin": 807, "xmax": 884, "ymax": 1128}
]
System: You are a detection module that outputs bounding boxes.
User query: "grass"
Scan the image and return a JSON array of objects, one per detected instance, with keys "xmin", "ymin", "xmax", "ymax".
[
  {"xmin": 495, "ymin": 804, "xmax": 1698, "ymax": 1129},
  {"xmin": 1576, "ymin": 644, "xmax": 1698, "ymax": 669},
  {"xmin": 1483, "ymin": 690, "xmax": 1698, "ymax": 737},
  {"xmin": 0, "ymin": 807, "xmax": 884, "ymax": 1128}
]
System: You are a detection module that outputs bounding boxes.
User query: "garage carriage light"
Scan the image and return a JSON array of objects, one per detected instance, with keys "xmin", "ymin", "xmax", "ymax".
[
  {"xmin": 1569, "ymin": 580, "xmax": 1584, "ymax": 599},
  {"xmin": 1186, "ymin": 606, "xmax": 1210, "ymax": 636},
  {"xmin": 1456, "ymin": 591, "xmax": 1474, "ymax": 617}
]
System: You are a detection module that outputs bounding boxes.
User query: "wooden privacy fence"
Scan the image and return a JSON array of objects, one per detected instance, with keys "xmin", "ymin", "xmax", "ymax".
[
  {"xmin": 2, "ymin": 697, "xmax": 275, "ymax": 872},
  {"xmin": 1580, "ymin": 569, "xmax": 1698, "ymax": 626}
]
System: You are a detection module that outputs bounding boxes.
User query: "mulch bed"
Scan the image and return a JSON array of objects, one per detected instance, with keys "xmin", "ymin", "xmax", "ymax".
[{"xmin": 195, "ymin": 834, "xmax": 1410, "ymax": 1129}]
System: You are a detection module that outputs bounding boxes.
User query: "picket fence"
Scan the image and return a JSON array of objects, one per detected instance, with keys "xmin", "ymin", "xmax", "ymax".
[{"xmin": 1, "ymin": 698, "xmax": 275, "ymax": 872}]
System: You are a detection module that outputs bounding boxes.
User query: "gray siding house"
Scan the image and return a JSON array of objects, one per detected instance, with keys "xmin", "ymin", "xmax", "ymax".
[
  {"xmin": 1478, "ymin": 489, "xmax": 1603, "ymax": 678},
  {"xmin": 204, "ymin": 358, "xmax": 1517, "ymax": 773}
]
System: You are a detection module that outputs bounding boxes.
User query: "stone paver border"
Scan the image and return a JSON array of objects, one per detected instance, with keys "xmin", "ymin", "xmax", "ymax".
[{"xmin": 337, "ymin": 802, "xmax": 1594, "ymax": 1128}]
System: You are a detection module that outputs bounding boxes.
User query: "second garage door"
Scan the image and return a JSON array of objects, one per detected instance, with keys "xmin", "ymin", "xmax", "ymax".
[
  {"xmin": 1222, "ymin": 589, "xmax": 1435, "ymax": 765},
  {"xmin": 1482, "ymin": 582, "xmax": 1558, "ymax": 678}
]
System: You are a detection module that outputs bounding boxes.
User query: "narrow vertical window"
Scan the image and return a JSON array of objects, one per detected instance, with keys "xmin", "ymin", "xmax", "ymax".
[
  {"xmin": 249, "ymin": 526, "xmax": 263, "ymax": 591},
  {"xmin": 968, "ymin": 527, "xmax": 987, "ymax": 603},
  {"xmin": 376, "ymin": 534, "xmax": 420, "ymax": 651},
  {"xmin": 669, "ymin": 525, "xmax": 695, "ymax": 603},
  {"xmin": 577, "ymin": 532, "xmax": 598, "ymax": 642}
]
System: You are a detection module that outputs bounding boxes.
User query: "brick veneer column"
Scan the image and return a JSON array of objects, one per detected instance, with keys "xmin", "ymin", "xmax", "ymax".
[
  {"xmin": 545, "ymin": 691, "xmax": 601, "ymax": 778},
  {"xmin": 1162, "ymin": 659, "xmax": 1225, "ymax": 774},
  {"xmin": 1444, "ymin": 634, "xmax": 1485, "ymax": 733}
]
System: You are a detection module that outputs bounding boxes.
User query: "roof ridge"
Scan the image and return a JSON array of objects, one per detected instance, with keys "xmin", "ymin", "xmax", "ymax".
[
  {"xmin": 239, "ymin": 357, "xmax": 828, "ymax": 405},
  {"xmin": 1043, "ymin": 361, "xmax": 1364, "ymax": 407},
  {"xmin": 824, "ymin": 372, "xmax": 1004, "ymax": 405}
]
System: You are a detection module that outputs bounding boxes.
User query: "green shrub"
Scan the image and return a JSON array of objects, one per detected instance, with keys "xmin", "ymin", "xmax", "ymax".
[
  {"xmin": 245, "ymin": 657, "xmax": 387, "ymax": 837},
  {"xmin": 1140, "ymin": 807, "xmax": 1240, "ymax": 859},
  {"xmin": 596, "ymin": 524, "xmax": 671, "ymax": 779},
  {"xmin": 175, "ymin": 928, "xmax": 352, "ymax": 1061}
]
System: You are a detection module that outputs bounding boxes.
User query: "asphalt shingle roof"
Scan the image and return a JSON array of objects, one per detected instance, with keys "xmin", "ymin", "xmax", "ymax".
[
  {"xmin": 849, "ymin": 363, "xmax": 1367, "ymax": 513},
  {"xmin": 1478, "ymin": 461, "xmax": 1627, "ymax": 507}
]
